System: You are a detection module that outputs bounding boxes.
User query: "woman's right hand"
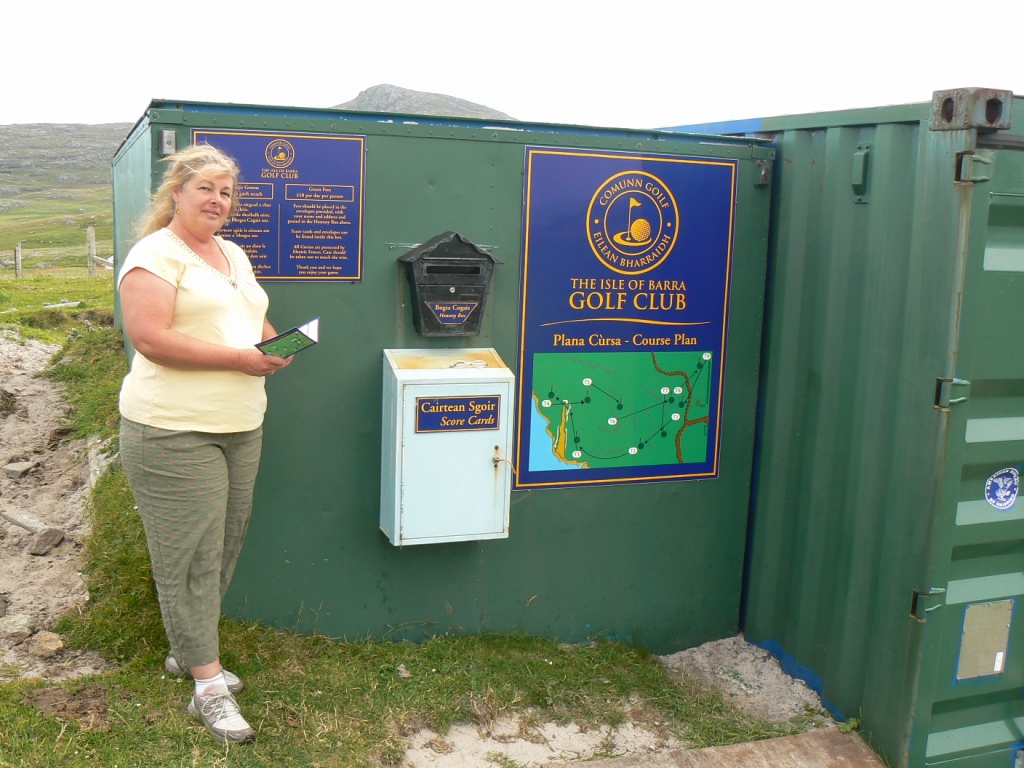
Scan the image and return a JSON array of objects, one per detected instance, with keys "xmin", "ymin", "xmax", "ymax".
[{"xmin": 237, "ymin": 348, "xmax": 292, "ymax": 377}]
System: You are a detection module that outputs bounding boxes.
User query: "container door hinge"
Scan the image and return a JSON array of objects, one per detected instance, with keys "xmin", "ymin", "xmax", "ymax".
[
  {"xmin": 754, "ymin": 159, "xmax": 772, "ymax": 187},
  {"xmin": 935, "ymin": 378, "xmax": 970, "ymax": 410},
  {"xmin": 956, "ymin": 151, "xmax": 993, "ymax": 184},
  {"xmin": 911, "ymin": 587, "xmax": 946, "ymax": 622}
]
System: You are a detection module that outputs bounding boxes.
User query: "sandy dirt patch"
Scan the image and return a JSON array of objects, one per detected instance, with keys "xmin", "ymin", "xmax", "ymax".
[
  {"xmin": 401, "ymin": 636, "xmax": 835, "ymax": 767},
  {"xmin": 406, "ymin": 714, "xmax": 685, "ymax": 767},
  {"xmin": 0, "ymin": 332, "xmax": 110, "ymax": 682},
  {"xmin": 406, "ymin": 716, "xmax": 684, "ymax": 767}
]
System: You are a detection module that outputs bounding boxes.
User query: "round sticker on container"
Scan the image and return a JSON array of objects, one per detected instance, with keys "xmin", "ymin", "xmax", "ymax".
[{"xmin": 985, "ymin": 468, "xmax": 1020, "ymax": 510}]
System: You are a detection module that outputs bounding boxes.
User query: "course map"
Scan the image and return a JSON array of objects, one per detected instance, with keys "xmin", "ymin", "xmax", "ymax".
[{"xmin": 530, "ymin": 351, "xmax": 712, "ymax": 472}]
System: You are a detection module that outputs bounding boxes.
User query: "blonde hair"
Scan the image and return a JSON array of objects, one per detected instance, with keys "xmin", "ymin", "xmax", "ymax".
[{"xmin": 135, "ymin": 143, "xmax": 241, "ymax": 238}]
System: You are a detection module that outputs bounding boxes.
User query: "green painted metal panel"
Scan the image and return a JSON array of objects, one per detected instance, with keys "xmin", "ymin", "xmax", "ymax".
[
  {"xmin": 743, "ymin": 91, "xmax": 1024, "ymax": 768},
  {"xmin": 758, "ymin": 102, "xmax": 931, "ymax": 132},
  {"xmin": 908, "ymin": 144, "xmax": 1024, "ymax": 768},
  {"xmin": 111, "ymin": 118, "xmax": 153, "ymax": 327},
  {"xmin": 111, "ymin": 100, "xmax": 773, "ymax": 655}
]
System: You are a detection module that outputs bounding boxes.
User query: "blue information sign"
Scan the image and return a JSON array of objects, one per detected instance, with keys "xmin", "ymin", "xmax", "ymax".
[
  {"xmin": 514, "ymin": 147, "xmax": 737, "ymax": 489},
  {"xmin": 416, "ymin": 396, "xmax": 502, "ymax": 433},
  {"xmin": 193, "ymin": 130, "xmax": 365, "ymax": 281}
]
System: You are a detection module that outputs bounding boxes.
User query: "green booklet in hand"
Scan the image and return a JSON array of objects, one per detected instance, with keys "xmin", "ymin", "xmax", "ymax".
[{"xmin": 256, "ymin": 317, "xmax": 319, "ymax": 357}]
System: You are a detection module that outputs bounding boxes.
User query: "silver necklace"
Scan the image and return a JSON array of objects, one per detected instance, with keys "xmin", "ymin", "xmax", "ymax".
[{"xmin": 164, "ymin": 228, "xmax": 237, "ymax": 288}]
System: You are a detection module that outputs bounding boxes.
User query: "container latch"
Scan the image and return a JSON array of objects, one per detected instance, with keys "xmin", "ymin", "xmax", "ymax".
[
  {"xmin": 852, "ymin": 143, "xmax": 870, "ymax": 202},
  {"xmin": 911, "ymin": 587, "xmax": 946, "ymax": 622},
  {"xmin": 935, "ymin": 378, "xmax": 970, "ymax": 410}
]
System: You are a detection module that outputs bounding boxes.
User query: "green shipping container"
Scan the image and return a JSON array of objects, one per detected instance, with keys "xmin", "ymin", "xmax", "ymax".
[
  {"xmin": 112, "ymin": 100, "xmax": 774, "ymax": 654},
  {"xmin": 672, "ymin": 89, "xmax": 1023, "ymax": 767}
]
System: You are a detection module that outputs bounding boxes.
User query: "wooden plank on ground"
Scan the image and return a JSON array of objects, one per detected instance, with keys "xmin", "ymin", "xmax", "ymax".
[
  {"xmin": 673, "ymin": 730, "xmax": 884, "ymax": 767},
  {"xmin": 547, "ymin": 729, "xmax": 885, "ymax": 768}
]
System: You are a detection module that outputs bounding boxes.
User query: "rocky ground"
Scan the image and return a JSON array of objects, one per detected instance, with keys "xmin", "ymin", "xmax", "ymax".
[
  {"xmin": 660, "ymin": 636, "xmax": 832, "ymax": 726},
  {"xmin": 0, "ymin": 332, "xmax": 109, "ymax": 682}
]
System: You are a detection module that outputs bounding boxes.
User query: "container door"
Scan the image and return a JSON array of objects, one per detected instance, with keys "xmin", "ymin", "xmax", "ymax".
[
  {"xmin": 399, "ymin": 382, "xmax": 512, "ymax": 544},
  {"xmin": 911, "ymin": 146, "xmax": 1024, "ymax": 768}
]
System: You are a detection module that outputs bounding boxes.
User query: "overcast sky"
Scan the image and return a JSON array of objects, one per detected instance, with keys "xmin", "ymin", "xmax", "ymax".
[{"xmin": 7, "ymin": 0, "xmax": 1023, "ymax": 130}]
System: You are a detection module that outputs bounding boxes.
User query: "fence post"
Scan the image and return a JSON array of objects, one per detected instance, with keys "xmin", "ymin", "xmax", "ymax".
[
  {"xmin": 14, "ymin": 242, "xmax": 22, "ymax": 278},
  {"xmin": 87, "ymin": 226, "xmax": 97, "ymax": 276}
]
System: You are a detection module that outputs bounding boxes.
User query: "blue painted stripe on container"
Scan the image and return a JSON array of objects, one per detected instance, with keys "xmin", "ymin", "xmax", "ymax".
[
  {"xmin": 946, "ymin": 573, "xmax": 1024, "ymax": 604},
  {"xmin": 659, "ymin": 118, "xmax": 766, "ymax": 136},
  {"xmin": 956, "ymin": 498, "xmax": 1024, "ymax": 525},
  {"xmin": 984, "ymin": 245, "xmax": 1024, "ymax": 272},
  {"xmin": 747, "ymin": 638, "xmax": 846, "ymax": 721},
  {"xmin": 965, "ymin": 417, "xmax": 1024, "ymax": 443},
  {"xmin": 925, "ymin": 716, "xmax": 1024, "ymax": 758}
]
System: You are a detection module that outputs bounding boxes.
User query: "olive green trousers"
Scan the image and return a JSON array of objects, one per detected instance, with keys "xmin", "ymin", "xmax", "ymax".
[{"xmin": 119, "ymin": 417, "xmax": 263, "ymax": 668}]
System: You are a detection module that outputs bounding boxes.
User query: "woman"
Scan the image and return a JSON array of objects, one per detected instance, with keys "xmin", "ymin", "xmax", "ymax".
[{"xmin": 117, "ymin": 143, "xmax": 290, "ymax": 744}]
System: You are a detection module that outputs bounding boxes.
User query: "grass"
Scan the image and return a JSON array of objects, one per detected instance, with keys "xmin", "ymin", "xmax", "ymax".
[
  {"xmin": 0, "ymin": 271, "xmax": 796, "ymax": 767},
  {"xmin": 42, "ymin": 323, "xmax": 125, "ymax": 442},
  {"xmin": 45, "ymin": 460, "xmax": 791, "ymax": 765},
  {"xmin": 0, "ymin": 185, "xmax": 113, "ymax": 251},
  {"xmin": 1, "ymin": 629, "xmax": 790, "ymax": 767},
  {"xmin": 0, "ymin": 273, "xmax": 116, "ymax": 345}
]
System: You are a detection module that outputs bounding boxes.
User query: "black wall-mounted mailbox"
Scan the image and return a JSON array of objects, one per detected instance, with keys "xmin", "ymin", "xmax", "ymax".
[{"xmin": 398, "ymin": 232, "xmax": 502, "ymax": 337}]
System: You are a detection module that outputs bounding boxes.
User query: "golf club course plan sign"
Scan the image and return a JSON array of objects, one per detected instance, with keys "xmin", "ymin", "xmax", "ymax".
[
  {"xmin": 515, "ymin": 147, "xmax": 737, "ymax": 489},
  {"xmin": 192, "ymin": 129, "xmax": 364, "ymax": 280}
]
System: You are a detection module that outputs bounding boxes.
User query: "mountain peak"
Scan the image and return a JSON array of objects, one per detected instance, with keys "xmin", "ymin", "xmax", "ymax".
[{"xmin": 333, "ymin": 84, "xmax": 513, "ymax": 120}]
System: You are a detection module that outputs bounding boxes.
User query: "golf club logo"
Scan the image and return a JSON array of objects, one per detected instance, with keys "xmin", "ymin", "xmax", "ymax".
[
  {"xmin": 587, "ymin": 170, "xmax": 679, "ymax": 275},
  {"xmin": 265, "ymin": 138, "xmax": 296, "ymax": 169}
]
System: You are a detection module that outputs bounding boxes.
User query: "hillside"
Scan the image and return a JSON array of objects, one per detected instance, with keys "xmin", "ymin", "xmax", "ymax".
[
  {"xmin": 334, "ymin": 83, "xmax": 512, "ymax": 120},
  {"xmin": 0, "ymin": 123, "xmax": 130, "ymax": 272},
  {"xmin": 0, "ymin": 123, "xmax": 131, "ymax": 194}
]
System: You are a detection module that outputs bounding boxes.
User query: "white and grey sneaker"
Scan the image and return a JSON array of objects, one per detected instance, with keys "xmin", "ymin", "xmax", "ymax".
[
  {"xmin": 187, "ymin": 683, "xmax": 256, "ymax": 744},
  {"xmin": 165, "ymin": 654, "xmax": 245, "ymax": 693}
]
